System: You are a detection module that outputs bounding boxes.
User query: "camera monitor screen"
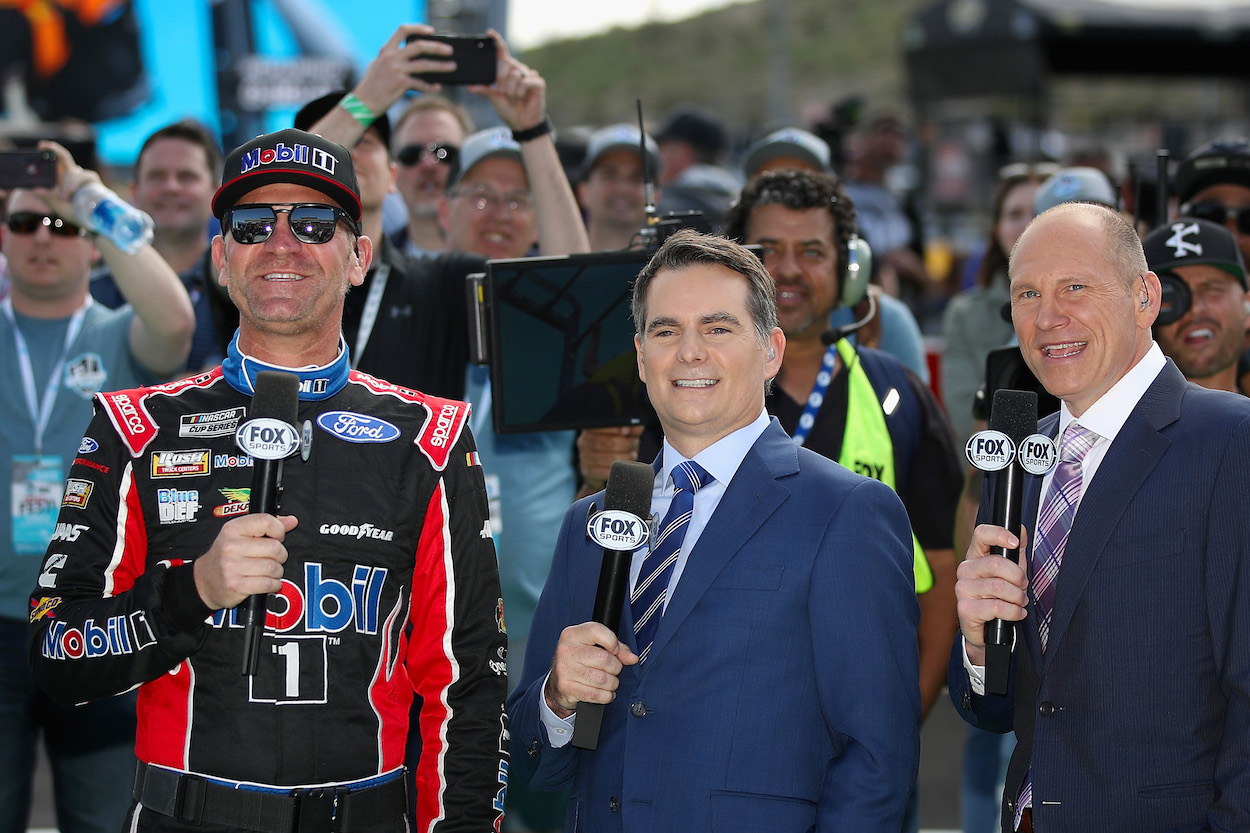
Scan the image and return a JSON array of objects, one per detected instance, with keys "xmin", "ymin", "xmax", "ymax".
[{"xmin": 485, "ymin": 250, "xmax": 657, "ymax": 434}]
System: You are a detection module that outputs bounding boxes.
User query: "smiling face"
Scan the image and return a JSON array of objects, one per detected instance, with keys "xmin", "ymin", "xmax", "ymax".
[
  {"xmin": 441, "ymin": 157, "xmax": 536, "ymax": 260},
  {"xmin": 579, "ymin": 149, "xmax": 648, "ymax": 231},
  {"xmin": 133, "ymin": 137, "xmax": 216, "ymax": 236},
  {"xmin": 1154, "ymin": 263, "xmax": 1248, "ymax": 384},
  {"xmin": 635, "ymin": 262, "xmax": 784, "ymax": 457},
  {"xmin": 744, "ymin": 203, "xmax": 840, "ymax": 343},
  {"xmin": 1009, "ymin": 205, "xmax": 1158, "ymax": 416},
  {"xmin": 211, "ymin": 182, "xmax": 367, "ymax": 347}
]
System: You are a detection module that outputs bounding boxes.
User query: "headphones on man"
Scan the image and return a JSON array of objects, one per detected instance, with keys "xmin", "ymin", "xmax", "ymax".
[{"xmin": 840, "ymin": 233, "xmax": 873, "ymax": 308}]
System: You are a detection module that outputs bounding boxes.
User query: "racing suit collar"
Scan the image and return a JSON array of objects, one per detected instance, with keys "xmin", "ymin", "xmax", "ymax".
[{"xmin": 221, "ymin": 330, "xmax": 351, "ymax": 401}]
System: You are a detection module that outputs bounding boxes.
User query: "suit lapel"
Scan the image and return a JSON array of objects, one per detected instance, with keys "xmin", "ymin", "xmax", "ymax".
[
  {"xmin": 638, "ymin": 422, "xmax": 796, "ymax": 675},
  {"xmin": 1040, "ymin": 363, "xmax": 1184, "ymax": 668}
]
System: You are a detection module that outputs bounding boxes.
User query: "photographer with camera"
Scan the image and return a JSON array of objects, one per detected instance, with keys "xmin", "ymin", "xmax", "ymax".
[{"xmin": 1, "ymin": 140, "xmax": 192, "ymax": 833}]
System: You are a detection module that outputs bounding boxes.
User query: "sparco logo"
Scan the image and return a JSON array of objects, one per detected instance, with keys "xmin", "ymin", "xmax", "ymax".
[
  {"xmin": 316, "ymin": 411, "xmax": 400, "ymax": 444},
  {"xmin": 319, "ymin": 523, "xmax": 395, "ymax": 542},
  {"xmin": 109, "ymin": 393, "xmax": 144, "ymax": 434},
  {"xmin": 430, "ymin": 404, "xmax": 458, "ymax": 448}
]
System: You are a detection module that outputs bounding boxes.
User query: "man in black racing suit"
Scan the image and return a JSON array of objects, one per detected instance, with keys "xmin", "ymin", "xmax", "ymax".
[{"xmin": 28, "ymin": 128, "xmax": 507, "ymax": 833}]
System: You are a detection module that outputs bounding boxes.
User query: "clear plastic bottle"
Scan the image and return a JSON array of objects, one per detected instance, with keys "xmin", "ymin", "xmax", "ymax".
[{"xmin": 71, "ymin": 182, "xmax": 154, "ymax": 254}]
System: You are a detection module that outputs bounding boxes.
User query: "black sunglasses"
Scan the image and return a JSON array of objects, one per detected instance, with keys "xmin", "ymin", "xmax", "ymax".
[
  {"xmin": 225, "ymin": 203, "xmax": 357, "ymax": 245},
  {"xmin": 395, "ymin": 142, "xmax": 459, "ymax": 167},
  {"xmin": 6, "ymin": 211, "xmax": 87, "ymax": 238},
  {"xmin": 1181, "ymin": 201, "xmax": 1250, "ymax": 235}
]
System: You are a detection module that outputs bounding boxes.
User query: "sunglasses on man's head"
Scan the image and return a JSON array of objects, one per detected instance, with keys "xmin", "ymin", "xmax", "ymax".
[
  {"xmin": 6, "ymin": 211, "xmax": 88, "ymax": 238},
  {"xmin": 395, "ymin": 143, "xmax": 459, "ymax": 167},
  {"xmin": 225, "ymin": 204, "xmax": 356, "ymax": 245},
  {"xmin": 1181, "ymin": 201, "xmax": 1250, "ymax": 235}
]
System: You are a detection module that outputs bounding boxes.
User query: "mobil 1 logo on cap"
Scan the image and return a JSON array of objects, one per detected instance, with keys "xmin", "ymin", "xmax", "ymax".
[
  {"xmin": 965, "ymin": 430, "xmax": 1016, "ymax": 472},
  {"xmin": 1018, "ymin": 434, "xmax": 1058, "ymax": 476},
  {"xmin": 586, "ymin": 509, "xmax": 650, "ymax": 551}
]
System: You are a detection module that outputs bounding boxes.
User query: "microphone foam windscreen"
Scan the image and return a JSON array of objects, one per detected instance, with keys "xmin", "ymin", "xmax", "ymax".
[
  {"xmin": 604, "ymin": 459, "xmax": 655, "ymax": 517},
  {"xmin": 988, "ymin": 389, "xmax": 1038, "ymax": 445},
  {"xmin": 250, "ymin": 370, "xmax": 300, "ymax": 426}
]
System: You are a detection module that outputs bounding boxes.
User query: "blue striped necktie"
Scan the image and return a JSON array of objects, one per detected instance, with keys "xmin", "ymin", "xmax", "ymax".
[{"xmin": 631, "ymin": 460, "xmax": 710, "ymax": 662}]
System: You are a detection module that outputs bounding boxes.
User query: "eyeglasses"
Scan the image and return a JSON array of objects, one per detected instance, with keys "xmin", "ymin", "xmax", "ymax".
[
  {"xmin": 395, "ymin": 143, "xmax": 459, "ymax": 167},
  {"xmin": 451, "ymin": 185, "xmax": 533, "ymax": 214},
  {"xmin": 225, "ymin": 203, "xmax": 356, "ymax": 245},
  {"xmin": 1180, "ymin": 201, "xmax": 1250, "ymax": 235},
  {"xmin": 6, "ymin": 211, "xmax": 87, "ymax": 238}
]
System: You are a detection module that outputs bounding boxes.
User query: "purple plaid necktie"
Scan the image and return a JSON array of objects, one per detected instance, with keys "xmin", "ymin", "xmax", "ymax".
[
  {"xmin": 631, "ymin": 460, "xmax": 709, "ymax": 663},
  {"xmin": 1030, "ymin": 422, "xmax": 1098, "ymax": 651},
  {"xmin": 1016, "ymin": 423, "xmax": 1097, "ymax": 830}
]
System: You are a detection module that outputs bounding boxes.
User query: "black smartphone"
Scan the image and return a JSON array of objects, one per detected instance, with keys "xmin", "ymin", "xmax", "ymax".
[
  {"xmin": 408, "ymin": 34, "xmax": 497, "ymax": 85},
  {"xmin": 0, "ymin": 149, "xmax": 58, "ymax": 189}
]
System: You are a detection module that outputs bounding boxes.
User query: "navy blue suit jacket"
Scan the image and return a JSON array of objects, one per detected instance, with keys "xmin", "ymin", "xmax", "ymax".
[
  {"xmin": 508, "ymin": 419, "xmax": 921, "ymax": 832},
  {"xmin": 949, "ymin": 361, "xmax": 1250, "ymax": 832}
]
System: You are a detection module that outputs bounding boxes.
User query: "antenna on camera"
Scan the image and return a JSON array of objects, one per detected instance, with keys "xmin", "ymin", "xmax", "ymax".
[{"xmin": 639, "ymin": 99, "xmax": 657, "ymax": 224}]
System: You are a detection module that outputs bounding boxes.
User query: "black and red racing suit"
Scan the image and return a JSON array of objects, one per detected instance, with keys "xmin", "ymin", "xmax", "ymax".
[{"xmin": 28, "ymin": 357, "xmax": 507, "ymax": 833}]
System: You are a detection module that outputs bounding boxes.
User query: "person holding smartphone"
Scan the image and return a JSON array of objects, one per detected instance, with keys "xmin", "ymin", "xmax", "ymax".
[{"xmin": 1, "ymin": 140, "xmax": 193, "ymax": 833}]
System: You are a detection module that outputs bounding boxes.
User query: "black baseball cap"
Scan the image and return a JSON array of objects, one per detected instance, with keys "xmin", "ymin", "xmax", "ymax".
[
  {"xmin": 1175, "ymin": 137, "xmax": 1250, "ymax": 206},
  {"xmin": 293, "ymin": 90, "xmax": 392, "ymax": 149},
  {"xmin": 212, "ymin": 128, "xmax": 361, "ymax": 224},
  {"xmin": 1142, "ymin": 217, "xmax": 1247, "ymax": 289},
  {"xmin": 655, "ymin": 108, "xmax": 727, "ymax": 156}
]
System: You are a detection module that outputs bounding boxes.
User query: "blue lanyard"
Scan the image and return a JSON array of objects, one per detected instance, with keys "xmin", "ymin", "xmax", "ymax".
[
  {"xmin": 791, "ymin": 341, "xmax": 840, "ymax": 447},
  {"xmin": 3, "ymin": 297, "xmax": 91, "ymax": 456}
]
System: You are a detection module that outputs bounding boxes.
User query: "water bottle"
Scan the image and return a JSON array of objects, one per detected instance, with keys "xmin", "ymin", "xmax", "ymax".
[{"xmin": 71, "ymin": 182, "xmax": 154, "ymax": 255}]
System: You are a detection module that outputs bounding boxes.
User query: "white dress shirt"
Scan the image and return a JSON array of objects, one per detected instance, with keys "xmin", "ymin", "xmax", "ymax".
[
  {"xmin": 963, "ymin": 343, "xmax": 1167, "ymax": 692},
  {"xmin": 542, "ymin": 410, "xmax": 773, "ymax": 745}
]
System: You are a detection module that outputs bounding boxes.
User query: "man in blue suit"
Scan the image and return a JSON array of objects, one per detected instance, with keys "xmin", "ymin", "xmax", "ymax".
[
  {"xmin": 950, "ymin": 202, "xmax": 1250, "ymax": 832},
  {"xmin": 508, "ymin": 229, "xmax": 921, "ymax": 832}
]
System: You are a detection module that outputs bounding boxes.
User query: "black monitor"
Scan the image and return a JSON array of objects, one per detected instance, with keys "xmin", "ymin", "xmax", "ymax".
[{"xmin": 483, "ymin": 250, "xmax": 657, "ymax": 434}]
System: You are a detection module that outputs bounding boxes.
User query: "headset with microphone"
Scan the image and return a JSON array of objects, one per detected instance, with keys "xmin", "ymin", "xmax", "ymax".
[{"xmin": 820, "ymin": 233, "xmax": 876, "ymax": 345}]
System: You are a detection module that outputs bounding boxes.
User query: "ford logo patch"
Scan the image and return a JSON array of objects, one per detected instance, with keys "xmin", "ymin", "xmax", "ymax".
[
  {"xmin": 316, "ymin": 411, "xmax": 401, "ymax": 444},
  {"xmin": 78, "ymin": 437, "xmax": 99, "ymax": 454}
]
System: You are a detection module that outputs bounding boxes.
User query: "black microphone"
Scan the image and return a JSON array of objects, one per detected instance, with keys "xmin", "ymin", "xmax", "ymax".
[
  {"xmin": 820, "ymin": 290, "xmax": 877, "ymax": 346},
  {"xmin": 236, "ymin": 370, "xmax": 300, "ymax": 676},
  {"xmin": 976, "ymin": 389, "xmax": 1038, "ymax": 695},
  {"xmin": 571, "ymin": 459, "xmax": 655, "ymax": 750}
]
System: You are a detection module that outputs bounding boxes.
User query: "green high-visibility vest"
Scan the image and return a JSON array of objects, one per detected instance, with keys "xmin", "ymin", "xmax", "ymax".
[{"xmin": 835, "ymin": 339, "xmax": 934, "ymax": 594}]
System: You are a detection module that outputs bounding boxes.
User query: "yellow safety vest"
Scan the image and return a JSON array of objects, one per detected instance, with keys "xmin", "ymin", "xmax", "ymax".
[{"xmin": 835, "ymin": 339, "xmax": 934, "ymax": 594}]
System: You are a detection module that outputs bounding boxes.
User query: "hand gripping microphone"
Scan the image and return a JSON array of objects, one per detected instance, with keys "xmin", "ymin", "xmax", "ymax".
[
  {"xmin": 965, "ymin": 389, "xmax": 1037, "ymax": 695},
  {"xmin": 572, "ymin": 459, "xmax": 655, "ymax": 750},
  {"xmin": 236, "ymin": 370, "xmax": 301, "ymax": 676}
]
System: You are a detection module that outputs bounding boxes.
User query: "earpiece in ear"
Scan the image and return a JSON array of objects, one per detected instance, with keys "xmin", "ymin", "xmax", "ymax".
[
  {"xmin": 767, "ymin": 349, "xmax": 776, "ymax": 360},
  {"xmin": 1140, "ymin": 296, "xmax": 1149, "ymax": 310}
]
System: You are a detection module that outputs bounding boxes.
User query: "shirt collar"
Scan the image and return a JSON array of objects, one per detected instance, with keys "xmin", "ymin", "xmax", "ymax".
[
  {"xmin": 661, "ymin": 409, "xmax": 771, "ymax": 489},
  {"xmin": 220, "ymin": 329, "xmax": 352, "ymax": 401},
  {"xmin": 1057, "ymin": 341, "xmax": 1166, "ymax": 442}
]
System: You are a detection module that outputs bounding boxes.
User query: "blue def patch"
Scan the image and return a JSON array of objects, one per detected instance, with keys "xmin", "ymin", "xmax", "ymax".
[{"xmin": 316, "ymin": 411, "xmax": 401, "ymax": 443}]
